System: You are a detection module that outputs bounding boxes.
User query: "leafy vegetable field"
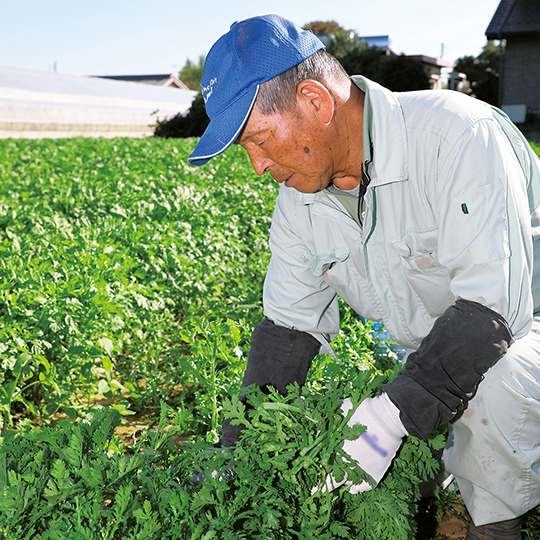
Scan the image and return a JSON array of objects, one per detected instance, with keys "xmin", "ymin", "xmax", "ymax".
[{"xmin": 1, "ymin": 138, "xmax": 539, "ymax": 539}]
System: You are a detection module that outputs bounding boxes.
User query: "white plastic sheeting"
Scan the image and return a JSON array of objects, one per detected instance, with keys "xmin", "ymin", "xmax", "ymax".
[{"xmin": 0, "ymin": 66, "xmax": 197, "ymax": 138}]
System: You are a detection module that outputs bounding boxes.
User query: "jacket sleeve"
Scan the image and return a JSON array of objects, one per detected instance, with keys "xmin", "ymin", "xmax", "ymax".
[
  {"xmin": 381, "ymin": 300, "xmax": 513, "ymax": 440},
  {"xmin": 262, "ymin": 187, "xmax": 341, "ymax": 348},
  {"xmin": 432, "ymin": 116, "xmax": 535, "ymax": 339}
]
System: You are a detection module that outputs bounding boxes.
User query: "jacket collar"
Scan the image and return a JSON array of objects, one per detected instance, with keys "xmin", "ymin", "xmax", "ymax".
[{"xmin": 351, "ymin": 75, "xmax": 408, "ymax": 188}]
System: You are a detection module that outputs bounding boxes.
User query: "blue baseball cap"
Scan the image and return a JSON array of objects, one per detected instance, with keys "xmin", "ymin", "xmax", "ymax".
[{"xmin": 188, "ymin": 14, "xmax": 325, "ymax": 166}]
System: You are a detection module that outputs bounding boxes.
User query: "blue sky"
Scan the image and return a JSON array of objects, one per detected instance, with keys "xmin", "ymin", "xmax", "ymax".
[{"xmin": 0, "ymin": 0, "xmax": 502, "ymax": 77}]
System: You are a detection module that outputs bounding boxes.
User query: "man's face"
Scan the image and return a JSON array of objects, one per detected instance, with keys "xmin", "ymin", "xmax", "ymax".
[{"xmin": 236, "ymin": 104, "xmax": 337, "ymax": 193}]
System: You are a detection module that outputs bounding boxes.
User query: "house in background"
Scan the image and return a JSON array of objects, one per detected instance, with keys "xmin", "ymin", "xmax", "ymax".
[
  {"xmin": 360, "ymin": 36, "xmax": 456, "ymax": 90},
  {"xmin": 406, "ymin": 55, "xmax": 455, "ymax": 90},
  {"xmin": 95, "ymin": 73, "xmax": 191, "ymax": 91},
  {"xmin": 486, "ymin": 0, "xmax": 540, "ymax": 123},
  {"xmin": 317, "ymin": 33, "xmax": 391, "ymax": 52}
]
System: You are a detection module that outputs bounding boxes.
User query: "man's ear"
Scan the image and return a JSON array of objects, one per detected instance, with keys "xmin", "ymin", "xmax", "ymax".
[{"xmin": 296, "ymin": 80, "xmax": 335, "ymax": 125}]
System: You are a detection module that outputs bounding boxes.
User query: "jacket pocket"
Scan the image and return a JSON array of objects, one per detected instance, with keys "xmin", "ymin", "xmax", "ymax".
[{"xmin": 391, "ymin": 230, "xmax": 455, "ymax": 316}]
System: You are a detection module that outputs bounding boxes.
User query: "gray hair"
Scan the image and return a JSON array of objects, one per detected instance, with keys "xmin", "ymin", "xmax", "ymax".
[{"xmin": 255, "ymin": 50, "xmax": 349, "ymax": 115}]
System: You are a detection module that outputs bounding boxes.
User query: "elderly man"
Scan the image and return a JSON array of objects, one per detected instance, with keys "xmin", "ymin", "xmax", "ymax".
[{"xmin": 188, "ymin": 14, "xmax": 540, "ymax": 539}]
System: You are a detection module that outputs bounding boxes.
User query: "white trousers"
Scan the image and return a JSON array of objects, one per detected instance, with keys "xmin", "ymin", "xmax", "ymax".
[{"xmin": 443, "ymin": 318, "xmax": 540, "ymax": 526}]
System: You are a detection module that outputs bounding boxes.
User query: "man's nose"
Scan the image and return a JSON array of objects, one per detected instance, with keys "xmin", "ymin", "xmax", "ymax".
[{"xmin": 247, "ymin": 148, "xmax": 274, "ymax": 176}]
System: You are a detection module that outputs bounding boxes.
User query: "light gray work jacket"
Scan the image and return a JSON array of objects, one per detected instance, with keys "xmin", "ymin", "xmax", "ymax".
[{"xmin": 263, "ymin": 76, "xmax": 540, "ymax": 351}]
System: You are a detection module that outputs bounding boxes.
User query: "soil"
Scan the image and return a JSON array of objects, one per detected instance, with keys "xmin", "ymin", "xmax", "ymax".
[{"xmin": 436, "ymin": 515, "xmax": 468, "ymax": 539}]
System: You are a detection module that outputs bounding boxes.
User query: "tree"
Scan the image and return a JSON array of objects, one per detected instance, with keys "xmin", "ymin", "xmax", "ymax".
[
  {"xmin": 154, "ymin": 55, "xmax": 208, "ymax": 138},
  {"xmin": 179, "ymin": 55, "xmax": 205, "ymax": 91},
  {"xmin": 378, "ymin": 54, "xmax": 431, "ymax": 92},
  {"xmin": 303, "ymin": 20, "xmax": 344, "ymax": 36},
  {"xmin": 326, "ymin": 30, "xmax": 385, "ymax": 82},
  {"xmin": 454, "ymin": 41, "xmax": 502, "ymax": 106}
]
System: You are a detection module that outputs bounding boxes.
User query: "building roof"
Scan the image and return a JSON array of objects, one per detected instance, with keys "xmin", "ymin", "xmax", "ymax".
[
  {"xmin": 317, "ymin": 34, "xmax": 391, "ymax": 51},
  {"xmin": 95, "ymin": 74, "xmax": 190, "ymax": 90},
  {"xmin": 358, "ymin": 35, "xmax": 390, "ymax": 50},
  {"xmin": 407, "ymin": 55, "xmax": 454, "ymax": 68},
  {"xmin": 486, "ymin": 0, "xmax": 540, "ymax": 39}
]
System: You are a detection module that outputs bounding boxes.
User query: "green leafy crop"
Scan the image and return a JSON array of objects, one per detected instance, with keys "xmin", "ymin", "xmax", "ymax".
[
  {"xmin": 0, "ymin": 371, "xmax": 445, "ymax": 539},
  {"xmin": 0, "ymin": 138, "xmax": 274, "ymax": 424}
]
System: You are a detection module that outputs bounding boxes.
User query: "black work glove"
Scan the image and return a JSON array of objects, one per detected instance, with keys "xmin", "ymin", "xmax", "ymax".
[{"xmin": 219, "ymin": 318, "xmax": 320, "ymax": 447}]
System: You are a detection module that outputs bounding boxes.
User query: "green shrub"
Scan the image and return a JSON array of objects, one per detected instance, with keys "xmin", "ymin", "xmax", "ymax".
[{"xmin": 154, "ymin": 93, "xmax": 209, "ymax": 138}]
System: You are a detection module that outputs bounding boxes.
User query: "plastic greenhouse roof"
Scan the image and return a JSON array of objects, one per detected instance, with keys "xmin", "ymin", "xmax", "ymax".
[{"xmin": 0, "ymin": 65, "xmax": 198, "ymax": 138}]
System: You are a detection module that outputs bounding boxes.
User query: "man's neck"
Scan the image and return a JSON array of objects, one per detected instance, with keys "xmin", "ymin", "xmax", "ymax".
[{"xmin": 331, "ymin": 85, "xmax": 365, "ymax": 191}]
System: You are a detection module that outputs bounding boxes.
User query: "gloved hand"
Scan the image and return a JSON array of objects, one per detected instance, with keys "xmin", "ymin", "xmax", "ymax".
[{"xmin": 313, "ymin": 392, "xmax": 408, "ymax": 495}]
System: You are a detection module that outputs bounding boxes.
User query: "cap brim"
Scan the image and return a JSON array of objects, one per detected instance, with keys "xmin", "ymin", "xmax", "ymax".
[{"xmin": 188, "ymin": 86, "xmax": 258, "ymax": 166}]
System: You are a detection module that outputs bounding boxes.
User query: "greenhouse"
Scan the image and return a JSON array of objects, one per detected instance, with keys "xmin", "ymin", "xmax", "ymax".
[{"xmin": 0, "ymin": 65, "xmax": 197, "ymax": 138}]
